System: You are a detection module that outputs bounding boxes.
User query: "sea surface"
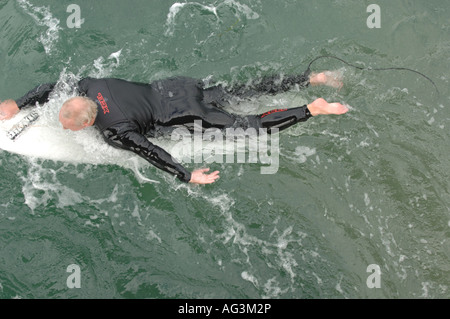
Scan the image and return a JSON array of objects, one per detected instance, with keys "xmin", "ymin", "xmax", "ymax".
[{"xmin": 0, "ymin": 0, "xmax": 449, "ymax": 299}]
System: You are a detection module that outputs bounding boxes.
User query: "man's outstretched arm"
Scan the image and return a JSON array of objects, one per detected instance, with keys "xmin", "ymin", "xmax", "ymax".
[
  {"xmin": 102, "ymin": 122, "xmax": 219, "ymax": 185},
  {"xmin": 0, "ymin": 83, "xmax": 56, "ymax": 120},
  {"xmin": 15, "ymin": 83, "xmax": 56, "ymax": 109}
]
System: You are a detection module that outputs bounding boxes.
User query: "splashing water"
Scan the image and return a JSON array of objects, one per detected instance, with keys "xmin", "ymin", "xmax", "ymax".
[{"xmin": 16, "ymin": 0, "xmax": 61, "ymax": 55}]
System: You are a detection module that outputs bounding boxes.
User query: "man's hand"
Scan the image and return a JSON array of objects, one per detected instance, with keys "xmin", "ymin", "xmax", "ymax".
[
  {"xmin": 189, "ymin": 168, "xmax": 220, "ymax": 185},
  {"xmin": 0, "ymin": 100, "xmax": 20, "ymax": 120}
]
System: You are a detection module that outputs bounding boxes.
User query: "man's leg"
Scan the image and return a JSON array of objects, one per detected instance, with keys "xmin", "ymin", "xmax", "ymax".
[
  {"xmin": 236, "ymin": 105, "xmax": 312, "ymax": 134},
  {"xmin": 225, "ymin": 73, "xmax": 310, "ymax": 98},
  {"xmin": 233, "ymin": 98, "xmax": 348, "ymax": 133},
  {"xmin": 226, "ymin": 71, "xmax": 342, "ymax": 98},
  {"xmin": 203, "ymin": 71, "xmax": 343, "ymax": 107}
]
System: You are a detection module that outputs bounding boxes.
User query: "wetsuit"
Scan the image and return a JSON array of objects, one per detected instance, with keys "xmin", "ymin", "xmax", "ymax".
[{"xmin": 15, "ymin": 74, "xmax": 312, "ymax": 183}]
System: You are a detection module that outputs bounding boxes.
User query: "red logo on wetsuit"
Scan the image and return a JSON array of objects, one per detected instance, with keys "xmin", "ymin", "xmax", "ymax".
[
  {"xmin": 260, "ymin": 108, "xmax": 288, "ymax": 118},
  {"xmin": 97, "ymin": 92, "xmax": 110, "ymax": 114}
]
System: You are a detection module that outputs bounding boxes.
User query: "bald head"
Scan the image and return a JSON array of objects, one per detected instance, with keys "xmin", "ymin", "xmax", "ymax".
[{"xmin": 59, "ymin": 97, "xmax": 98, "ymax": 131}]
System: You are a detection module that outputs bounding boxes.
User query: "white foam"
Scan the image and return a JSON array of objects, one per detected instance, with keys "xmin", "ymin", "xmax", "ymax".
[
  {"xmin": 90, "ymin": 49, "xmax": 123, "ymax": 78},
  {"xmin": 90, "ymin": 185, "xmax": 119, "ymax": 205},
  {"xmin": 293, "ymin": 146, "xmax": 316, "ymax": 164},
  {"xmin": 208, "ymin": 191, "xmax": 309, "ymax": 293},
  {"xmin": 421, "ymin": 282, "xmax": 431, "ymax": 298},
  {"xmin": 335, "ymin": 275, "xmax": 344, "ymax": 294},
  {"xmin": 222, "ymin": 0, "xmax": 260, "ymax": 20},
  {"xmin": 20, "ymin": 159, "xmax": 85, "ymax": 212},
  {"xmin": 364, "ymin": 193, "xmax": 371, "ymax": 206},
  {"xmin": 165, "ymin": 2, "xmax": 219, "ymax": 36},
  {"xmin": 164, "ymin": 0, "xmax": 259, "ymax": 36},
  {"xmin": 146, "ymin": 230, "xmax": 162, "ymax": 243},
  {"xmin": 262, "ymin": 277, "xmax": 288, "ymax": 299},
  {"xmin": 16, "ymin": 0, "xmax": 61, "ymax": 55},
  {"xmin": 312, "ymin": 272, "xmax": 323, "ymax": 285},
  {"xmin": 241, "ymin": 271, "xmax": 259, "ymax": 287}
]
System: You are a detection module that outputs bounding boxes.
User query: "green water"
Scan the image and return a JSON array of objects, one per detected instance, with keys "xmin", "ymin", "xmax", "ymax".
[{"xmin": 0, "ymin": 0, "xmax": 449, "ymax": 299}]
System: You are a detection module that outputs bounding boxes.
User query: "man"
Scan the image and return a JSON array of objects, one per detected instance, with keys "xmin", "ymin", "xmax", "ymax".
[{"xmin": 0, "ymin": 71, "xmax": 348, "ymax": 184}]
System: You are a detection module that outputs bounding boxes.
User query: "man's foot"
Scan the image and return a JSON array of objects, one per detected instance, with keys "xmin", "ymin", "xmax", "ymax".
[
  {"xmin": 307, "ymin": 98, "xmax": 349, "ymax": 116},
  {"xmin": 309, "ymin": 71, "xmax": 343, "ymax": 89}
]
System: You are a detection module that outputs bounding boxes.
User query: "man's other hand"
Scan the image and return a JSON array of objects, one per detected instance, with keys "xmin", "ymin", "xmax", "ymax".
[
  {"xmin": 189, "ymin": 168, "xmax": 220, "ymax": 184},
  {"xmin": 0, "ymin": 100, "xmax": 20, "ymax": 120}
]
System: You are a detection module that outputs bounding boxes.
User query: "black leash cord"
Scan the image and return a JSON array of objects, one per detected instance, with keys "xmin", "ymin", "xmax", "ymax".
[{"xmin": 303, "ymin": 55, "xmax": 439, "ymax": 95}]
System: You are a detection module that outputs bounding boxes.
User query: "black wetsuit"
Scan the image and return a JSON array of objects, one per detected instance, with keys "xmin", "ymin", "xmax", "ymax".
[{"xmin": 15, "ymin": 74, "xmax": 312, "ymax": 183}]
